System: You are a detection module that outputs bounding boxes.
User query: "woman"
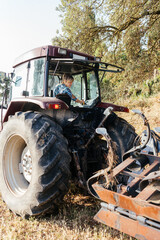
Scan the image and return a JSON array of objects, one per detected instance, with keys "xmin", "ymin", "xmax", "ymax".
[{"xmin": 53, "ymin": 73, "xmax": 84, "ymax": 105}]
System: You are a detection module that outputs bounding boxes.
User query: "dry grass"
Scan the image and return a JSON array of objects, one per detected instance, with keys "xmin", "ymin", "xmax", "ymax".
[
  {"xmin": 0, "ymin": 183, "xmax": 133, "ymax": 240},
  {"xmin": 0, "ymin": 187, "xmax": 133, "ymax": 240},
  {"xmin": 117, "ymin": 95, "xmax": 160, "ymax": 134}
]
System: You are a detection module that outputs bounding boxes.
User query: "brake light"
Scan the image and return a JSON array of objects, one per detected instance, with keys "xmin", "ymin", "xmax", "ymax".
[{"xmin": 48, "ymin": 104, "xmax": 61, "ymax": 109}]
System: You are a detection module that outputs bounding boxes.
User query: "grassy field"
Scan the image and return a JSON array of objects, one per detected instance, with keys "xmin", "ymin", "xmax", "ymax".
[
  {"xmin": 1, "ymin": 96, "xmax": 159, "ymax": 240},
  {"xmin": 0, "ymin": 187, "xmax": 133, "ymax": 240}
]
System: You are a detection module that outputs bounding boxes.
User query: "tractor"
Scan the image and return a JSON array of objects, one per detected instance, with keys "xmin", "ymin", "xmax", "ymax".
[{"xmin": 0, "ymin": 45, "xmax": 136, "ymax": 218}]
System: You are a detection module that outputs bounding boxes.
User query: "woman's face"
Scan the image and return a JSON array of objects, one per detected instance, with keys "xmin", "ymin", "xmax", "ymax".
[{"xmin": 64, "ymin": 79, "xmax": 73, "ymax": 88}]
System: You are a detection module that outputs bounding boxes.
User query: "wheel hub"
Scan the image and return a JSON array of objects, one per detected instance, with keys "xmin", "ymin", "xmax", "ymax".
[{"xmin": 19, "ymin": 147, "xmax": 32, "ymax": 182}]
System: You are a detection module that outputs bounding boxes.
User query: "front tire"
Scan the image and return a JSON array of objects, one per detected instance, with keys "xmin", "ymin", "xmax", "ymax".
[{"xmin": 0, "ymin": 111, "xmax": 71, "ymax": 218}]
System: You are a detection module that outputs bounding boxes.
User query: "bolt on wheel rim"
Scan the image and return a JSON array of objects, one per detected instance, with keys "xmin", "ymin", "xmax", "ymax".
[{"xmin": 20, "ymin": 147, "xmax": 32, "ymax": 183}]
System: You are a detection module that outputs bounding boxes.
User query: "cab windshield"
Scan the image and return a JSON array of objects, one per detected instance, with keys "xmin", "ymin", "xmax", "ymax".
[{"xmin": 48, "ymin": 60, "xmax": 100, "ymax": 107}]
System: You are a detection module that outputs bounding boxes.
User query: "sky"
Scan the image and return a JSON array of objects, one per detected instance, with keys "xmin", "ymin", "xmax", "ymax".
[{"xmin": 0, "ymin": 0, "xmax": 61, "ymax": 73}]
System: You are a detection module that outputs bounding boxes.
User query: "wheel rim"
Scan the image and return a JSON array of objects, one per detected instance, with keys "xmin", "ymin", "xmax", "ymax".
[
  {"xmin": 21, "ymin": 147, "xmax": 32, "ymax": 183},
  {"xmin": 3, "ymin": 134, "xmax": 32, "ymax": 196}
]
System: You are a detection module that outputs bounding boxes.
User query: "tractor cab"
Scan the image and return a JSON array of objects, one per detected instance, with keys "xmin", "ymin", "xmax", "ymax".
[
  {"xmin": 10, "ymin": 45, "xmax": 123, "ymax": 109},
  {"xmin": 2, "ymin": 45, "xmax": 128, "ymax": 126}
]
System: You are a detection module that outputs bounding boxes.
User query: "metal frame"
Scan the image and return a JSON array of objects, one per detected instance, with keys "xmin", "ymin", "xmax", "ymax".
[
  {"xmin": 92, "ymin": 154, "xmax": 160, "ymax": 240},
  {"xmin": 50, "ymin": 58, "xmax": 124, "ymax": 73}
]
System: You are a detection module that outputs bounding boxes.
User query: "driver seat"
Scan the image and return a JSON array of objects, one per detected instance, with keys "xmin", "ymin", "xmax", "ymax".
[{"xmin": 56, "ymin": 93, "xmax": 71, "ymax": 106}]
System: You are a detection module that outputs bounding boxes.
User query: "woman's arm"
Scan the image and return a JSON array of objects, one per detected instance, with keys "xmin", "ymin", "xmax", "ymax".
[{"xmin": 72, "ymin": 94, "xmax": 85, "ymax": 105}]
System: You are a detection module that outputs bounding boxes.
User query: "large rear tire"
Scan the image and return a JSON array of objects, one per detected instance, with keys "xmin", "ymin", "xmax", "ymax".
[
  {"xmin": 106, "ymin": 115, "xmax": 137, "ymax": 162},
  {"xmin": 0, "ymin": 111, "xmax": 71, "ymax": 218}
]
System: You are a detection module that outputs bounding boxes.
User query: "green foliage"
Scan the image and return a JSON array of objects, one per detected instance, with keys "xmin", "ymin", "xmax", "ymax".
[
  {"xmin": 53, "ymin": 0, "xmax": 101, "ymax": 54},
  {"xmin": 100, "ymin": 68, "xmax": 160, "ymax": 103},
  {"xmin": 53, "ymin": 0, "xmax": 160, "ymax": 102},
  {"xmin": 0, "ymin": 74, "xmax": 12, "ymax": 105}
]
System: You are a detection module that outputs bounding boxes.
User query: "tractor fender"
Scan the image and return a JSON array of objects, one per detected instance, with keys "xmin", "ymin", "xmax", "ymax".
[
  {"xmin": 2, "ymin": 96, "xmax": 69, "ymax": 125},
  {"xmin": 96, "ymin": 102, "xmax": 129, "ymax": 113}
]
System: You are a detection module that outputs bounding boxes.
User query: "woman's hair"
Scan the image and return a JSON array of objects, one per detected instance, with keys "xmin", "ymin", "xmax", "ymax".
[{"xmin": 62, "ymin": 73, "xmax": 74, "ymax": 82}]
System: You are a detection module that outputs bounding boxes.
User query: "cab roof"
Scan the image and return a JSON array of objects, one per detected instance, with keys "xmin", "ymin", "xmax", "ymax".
[
  {"xmin": 13, "ymin": 45, "xmax": 124, "ymax": 73},
  {"xmin": 13, "ymin": 45, "xmax": 95, "ymax": 68}
]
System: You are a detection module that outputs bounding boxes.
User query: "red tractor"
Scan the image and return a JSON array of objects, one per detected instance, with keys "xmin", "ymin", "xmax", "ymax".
[{"xmin": 0, "ymin": 45, "xmax": 136, "ymax": 218}]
